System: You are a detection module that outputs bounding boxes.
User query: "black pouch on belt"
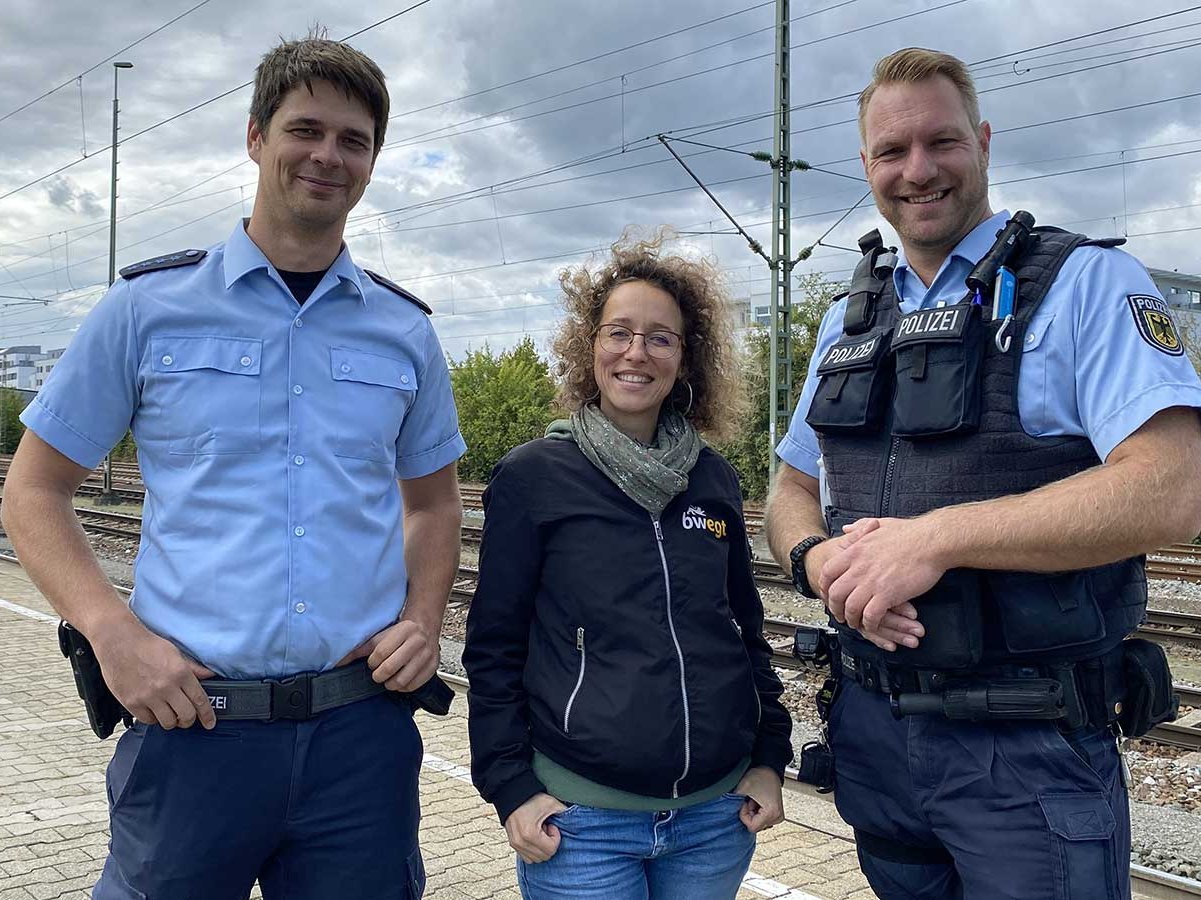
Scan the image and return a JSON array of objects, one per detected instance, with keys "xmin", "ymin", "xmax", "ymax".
[
  {"xmin": 891, "ymin": 302, "xmax": 985, "ymax": 438},
  {"xmin": 805, "ymin": 328, "xmax": 894, "ymax": 435},
  {"xmin": 1116, "ymin": 638, "xmax": 1178, "ymax": 737}
]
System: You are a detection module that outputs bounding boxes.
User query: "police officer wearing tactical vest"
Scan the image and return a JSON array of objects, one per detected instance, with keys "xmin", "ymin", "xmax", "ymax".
[
  {"xmin": 765, "ymin": 48, "xmax": 1201, "ymax": 899},
  {"xmin": 1, "ymin": 35, "xmax": 465, "ymax": 900}
]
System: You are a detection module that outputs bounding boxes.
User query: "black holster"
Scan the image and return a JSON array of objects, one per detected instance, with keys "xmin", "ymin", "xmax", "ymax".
[{"xmin": 58, "ymin": 621, "xmax": 131, "ymax": 740}]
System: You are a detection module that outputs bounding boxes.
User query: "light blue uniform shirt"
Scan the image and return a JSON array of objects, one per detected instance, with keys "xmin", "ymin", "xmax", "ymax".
[
  {"xmin": 23, "ymin": 221, "xmax": 466, "ymax": 679},
  {"xmin": 777, "ymin": 210, "xmax": 1201, "ymax": 480}
]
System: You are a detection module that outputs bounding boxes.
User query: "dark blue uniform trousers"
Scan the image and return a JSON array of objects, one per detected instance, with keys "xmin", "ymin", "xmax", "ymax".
[
  {"xmin": 828, "ymin": 679, "xmax": 1131, "ymax": 900},
  {"xmin": 93, "ymin": 692, "xmax": 426, "ymax": 900}
]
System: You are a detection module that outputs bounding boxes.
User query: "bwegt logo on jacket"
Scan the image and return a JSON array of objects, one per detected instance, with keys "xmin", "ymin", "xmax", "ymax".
[{"xmin": 682, "ymin": 505, "xmax": 728, "ymax": 540}]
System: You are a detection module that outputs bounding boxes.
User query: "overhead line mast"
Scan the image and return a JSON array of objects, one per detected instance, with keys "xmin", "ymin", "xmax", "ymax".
[{"xmin": 768, "ymin": 0, "xmax": 793, "ymax": 474}]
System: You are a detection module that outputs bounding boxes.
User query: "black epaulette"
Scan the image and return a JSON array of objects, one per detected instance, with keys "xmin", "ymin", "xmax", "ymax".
[
  {"xmin": 119, "ymin": 249, "xmax": 207, "ymax": 280},
  {"xmin": 364, "ymin": 270, "xmax": 432, "ymax": 314}
]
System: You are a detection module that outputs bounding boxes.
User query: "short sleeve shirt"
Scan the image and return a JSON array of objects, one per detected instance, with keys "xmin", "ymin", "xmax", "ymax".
[
  {"xmin": 777, "ymin": 210, "xmax": 1201, "ymax": 481},
  {"xmin": 22, "ymin": 221, "xmax": 467, "ymax": 678}
]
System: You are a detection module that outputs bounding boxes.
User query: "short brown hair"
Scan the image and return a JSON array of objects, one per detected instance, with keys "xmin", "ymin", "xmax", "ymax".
[
  {"xmin": 250, "ymin": 36, "xmax": 390, "ymax": 157},
  {"xmin": 858, "ymin": 48, "xmax": 979, "ymax": 143},
  {"xmin": 552, "ymin": 231, "xmax": 747, "ymax": 442}
]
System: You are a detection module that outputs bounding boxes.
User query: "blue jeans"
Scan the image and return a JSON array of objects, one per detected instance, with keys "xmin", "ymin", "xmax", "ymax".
[
  {"xmin": 828, "ymin": 679, "xmax": 1131, "ymax": 900},
  {"xmin": 515, "ymin": 793, "xmax": 756, "ymax": 900},
  {"xmin": 93, "ymin": 693, "xmax": 426, "ymax": 900}
]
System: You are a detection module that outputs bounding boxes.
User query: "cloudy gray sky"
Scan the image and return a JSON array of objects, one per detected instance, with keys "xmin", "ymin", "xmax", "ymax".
[{"xmin": 1, "ymin": 0, "xmax": 1199, "ymax": 358}]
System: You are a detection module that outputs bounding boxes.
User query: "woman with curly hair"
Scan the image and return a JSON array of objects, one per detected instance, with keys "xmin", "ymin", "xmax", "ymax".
[{"xmin": 463, "ymin": 233, "xmax": 793, "ymax": 899}]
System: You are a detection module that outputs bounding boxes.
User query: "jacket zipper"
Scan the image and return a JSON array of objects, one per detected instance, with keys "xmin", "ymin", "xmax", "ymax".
[
  {"xmin": 653, "ymin": 516, "xmax": 691, "ymax": 797},
  {"xmin": 563, "ymin": 627, "xmax": 586, "ymax": 734},
  {"xmin": 879, "ymin": 434, "xmax": 900, "ymax": 517}
]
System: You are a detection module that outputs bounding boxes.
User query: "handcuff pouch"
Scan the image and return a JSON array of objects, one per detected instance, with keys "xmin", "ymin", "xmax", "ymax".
[{"xmin": 1116, "ymin": 638, "xmax": 1178, "ymax": 737}]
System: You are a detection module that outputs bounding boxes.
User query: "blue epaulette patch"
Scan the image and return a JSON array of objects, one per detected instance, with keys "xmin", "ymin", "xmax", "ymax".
[
  {"xmin": 119, "ymin": 249, "xmax": 207, "ymax": 280},
  {"xmin": 364, "ymin": 270, "xmax": 432, "ymax": 314}
]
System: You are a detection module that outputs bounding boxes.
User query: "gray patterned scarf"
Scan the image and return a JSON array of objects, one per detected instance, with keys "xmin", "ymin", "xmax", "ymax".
[{"xmin": 545, "ymin": 403, "xmax": 702, "ymax": 518}]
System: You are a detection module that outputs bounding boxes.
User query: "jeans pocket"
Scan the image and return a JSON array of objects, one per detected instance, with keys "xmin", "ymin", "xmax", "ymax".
[{"xmin": 1038, "ymin": 793, "xmax": 1120, "ymax": 900}]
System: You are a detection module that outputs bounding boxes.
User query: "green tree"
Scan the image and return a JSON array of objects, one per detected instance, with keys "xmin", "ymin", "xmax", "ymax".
[
  {"xmin": 0, "ymin": 388, "xmax": 27, "ymax": 454},
  {"xmin": 450, "ymin": 336, "xmax": 557, "ymax": 482},
  {"xmin": 716, "ymin": 273, "xmax": 845, "ymax": 500}
]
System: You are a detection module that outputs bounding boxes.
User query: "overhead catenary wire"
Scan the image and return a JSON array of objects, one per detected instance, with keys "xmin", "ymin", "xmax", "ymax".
[{"xmin": 0, "ymin": 0, "xmax": 216, "ymax": 125}]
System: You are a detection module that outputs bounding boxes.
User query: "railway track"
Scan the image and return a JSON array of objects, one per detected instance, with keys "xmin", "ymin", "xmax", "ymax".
[{"xmin": 7, "ymin": 459, "xmax": 1201, "ymax": 580}]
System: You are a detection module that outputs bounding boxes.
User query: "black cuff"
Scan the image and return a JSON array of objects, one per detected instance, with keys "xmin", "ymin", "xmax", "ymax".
[
  {"xmin": 491, "ymin": 771, "xmax": 548, "ymax": 825},
  {"xmin": 751, "ymin": 739, "xmax": 795, "ymax": 783}
]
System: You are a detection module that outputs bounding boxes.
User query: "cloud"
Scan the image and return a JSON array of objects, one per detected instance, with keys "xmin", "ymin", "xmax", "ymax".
[
  {"xmin": 0, "ymin": 0, "xmax": 1198, "ymax": 353},
  {"xmin": 43, "ymin": 176, "xmax": 105, "ymax": 218}
]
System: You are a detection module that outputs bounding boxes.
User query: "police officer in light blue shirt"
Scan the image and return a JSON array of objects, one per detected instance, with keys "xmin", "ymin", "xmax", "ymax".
[
  {"xmin": 2, "ymin": 36, "xmax": 463, "ymax": 900},
  {"xmin": 765, "ymin": 48, "xmax": 1201, "ymax": 900}
]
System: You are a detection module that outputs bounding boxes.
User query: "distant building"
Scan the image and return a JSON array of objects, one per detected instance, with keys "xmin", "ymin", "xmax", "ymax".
[
  {"xmin": 1149, "ymin": 269, "xmax": 1201, "ymax": 311},
  {"xmin": 0, "ymin": 345, "xmax": 65, "ymax": 391}
]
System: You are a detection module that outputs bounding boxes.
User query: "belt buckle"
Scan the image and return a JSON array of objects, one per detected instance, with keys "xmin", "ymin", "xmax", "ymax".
[{"xmin": 270, "ymin": 673, "xmax": 314, "ymax": 721}]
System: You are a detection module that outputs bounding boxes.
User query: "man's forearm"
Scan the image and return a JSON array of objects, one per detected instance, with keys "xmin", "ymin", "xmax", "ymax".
[
  {"xmin": 930, "ymin": 450, "xmax": 1197, "ymax": 572},
  {"xmin": 765, "ymin": 473, "xmax": 828, "ymax": 570},
  {"xmin": 2, "ymin": 484, "xmax": 133, "ymax": 638},
  {"xmin": 400, "ymin": 501, "xmax": 462, "ymax": 630}
]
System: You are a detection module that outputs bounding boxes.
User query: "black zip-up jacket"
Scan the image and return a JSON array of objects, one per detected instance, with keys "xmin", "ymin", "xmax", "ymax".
[{"xmin": 464, "ymin": 438, "xmax": 793, "ymax": 823}]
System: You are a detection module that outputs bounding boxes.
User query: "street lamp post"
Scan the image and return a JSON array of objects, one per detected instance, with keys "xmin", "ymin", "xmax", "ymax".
[{"xmin": 98, "ymin": 61, "xmax": 133, "ymax": 507}]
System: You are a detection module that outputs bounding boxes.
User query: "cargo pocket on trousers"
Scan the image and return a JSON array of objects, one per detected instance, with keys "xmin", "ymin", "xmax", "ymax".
[
  {"xmin": 1038, "ymin": 793, "xmax": 1119, "ymax": 900},
  {"xmin": 404, "ymin": 846, "xmax": 427, "ymax": 898}
]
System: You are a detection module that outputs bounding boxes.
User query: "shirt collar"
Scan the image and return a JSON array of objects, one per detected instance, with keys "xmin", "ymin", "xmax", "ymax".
[
  {"xmin": 222, "ymin": 220, "xmax": 367, "ymax": 305},
  {"xmin": 893, "ymin": 209, "xmax": 1011, "ymax": 300}
]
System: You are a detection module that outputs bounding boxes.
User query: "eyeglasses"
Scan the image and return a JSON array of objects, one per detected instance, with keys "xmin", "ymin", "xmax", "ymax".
[{"xmin": 595, "ymin": 323, "xmax": 683, "ymax": 359}]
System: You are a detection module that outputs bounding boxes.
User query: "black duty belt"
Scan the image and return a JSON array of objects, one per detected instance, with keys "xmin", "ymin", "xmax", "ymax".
[
  {"xmin": 838, "ymin": 648, "xmax": 1124, "ymax": 730},
  {"xmin": 200, "ymin": 660, "xmax": 388, "ymax": 722}
]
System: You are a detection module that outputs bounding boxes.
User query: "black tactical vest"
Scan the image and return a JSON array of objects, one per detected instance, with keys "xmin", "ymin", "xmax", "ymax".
[{"xmin": 806, "ymin": 227, "xmax": 1147, "ymax": 671}]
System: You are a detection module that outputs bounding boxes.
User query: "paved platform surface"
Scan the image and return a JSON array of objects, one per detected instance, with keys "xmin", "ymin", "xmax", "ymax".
[{"xmin": 0, "ymin": 561, "xmax": 874, "ymax": 900}]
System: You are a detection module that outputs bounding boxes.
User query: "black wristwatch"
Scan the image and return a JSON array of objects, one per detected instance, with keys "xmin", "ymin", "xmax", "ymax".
[{"xmin": 789, "ymin": 535, "xmax": 828, "ymax": 599}]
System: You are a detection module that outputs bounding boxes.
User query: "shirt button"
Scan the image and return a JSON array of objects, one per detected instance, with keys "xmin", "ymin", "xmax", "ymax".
[
  {"xmin": 161, "ymin": 355, "xmax": 173, "ymax": 366},
  {"xmin": 292, "ymin": 384, "xmax": 303, "ymax": 395},
  {"xmin": 1026, "ymin": 334, "xmax": 1035, "ymax": 345},
  {"xmin": 294, "ymin": 319, "xmax": 303, "ymax": 328},
  {"xmin": 240, "ymin": 355, "xmax": 252, "ymax": 367},
  {"xmin": 400, "ymin": 374, "xmax": 410, "ymax": 385},
  {"xmin": 293, "ymin": 526, "xmax": 305, "ymax": 537},
  {"xmin": 294, "ymin": 602, "xmax": 306, "ymax": 614},
  {"xmin": 293, "ymin": 455, "xmax": 305, "ymax": 466},
  {"xmin": 340, "ymin": 363, "xmax": 352, "ymax": 373}
]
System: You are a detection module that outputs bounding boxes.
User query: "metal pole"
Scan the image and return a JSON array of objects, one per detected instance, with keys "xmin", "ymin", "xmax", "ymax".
[
  {"xmin": 101, "ymin": 62, "xmax": 132, "ymax": 506},
  {"xmin": 767, "ymin": 0, "xmax": 792, "ymax": 476}
]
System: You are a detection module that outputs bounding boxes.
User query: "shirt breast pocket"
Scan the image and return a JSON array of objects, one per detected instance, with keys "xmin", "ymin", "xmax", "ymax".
[
  {"xmin": 330, "ymin": 347, "xmax": 418, "ymax": 464},
  {"xmin": 1018, "ymin": 313, "xmax": 1055, "ymax": 436},
  {"xmin": 150, "ymin": 336, "xmax": 263, "ymax": 454}
]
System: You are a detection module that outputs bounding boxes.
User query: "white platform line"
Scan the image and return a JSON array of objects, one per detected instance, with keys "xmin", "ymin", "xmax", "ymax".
[
  {"xmin": 0, "ymin": 596, "xmax": 57, "ymax": 624},
  {"xmin": 421, "ymin": 752, "xmax": 474, "ymax": 785},
  {"xmin": 741, "ymin": 871, "xmax": 827, "ymax": 900}
]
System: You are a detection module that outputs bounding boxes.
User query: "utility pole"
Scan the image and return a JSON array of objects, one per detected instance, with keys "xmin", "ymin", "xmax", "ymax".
[
  {"xmin": 99, "ymin": 61, "xmax": 133, "ymax": 507},
  {"xmin": 767, "ymin": 0, "xmax": 792, "ymax": 475}
]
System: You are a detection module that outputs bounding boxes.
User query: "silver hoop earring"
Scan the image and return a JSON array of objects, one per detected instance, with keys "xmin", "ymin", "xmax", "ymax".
[{"xmin": 678, "ymin": 381, "xmax": 694, "ymax": 416}]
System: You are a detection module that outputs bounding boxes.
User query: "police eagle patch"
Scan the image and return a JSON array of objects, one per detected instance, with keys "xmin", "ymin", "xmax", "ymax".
[{"xmin": 1127, "ymin": 294, "xmax": 1183, "ymax": 356}]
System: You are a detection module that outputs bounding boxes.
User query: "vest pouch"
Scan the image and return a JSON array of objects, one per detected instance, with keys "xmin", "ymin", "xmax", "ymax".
[
  {"xmin": 886, "ymin": 569, "xmax": 984, "ymax": 669},
  {"xmin": 891, "ymin": 303, "xmax": 984, "ymax": 438},
  {"xmin": 805, "ymin": 329, "xmax": 893, "ymax": 435},
  {"xmin": 987, "ymin": 570, "xmax": 1106, "ymax": 655},
  {"xmin": 1116, "ymin": 638, "xmax": 1178, "ymax": 737}
]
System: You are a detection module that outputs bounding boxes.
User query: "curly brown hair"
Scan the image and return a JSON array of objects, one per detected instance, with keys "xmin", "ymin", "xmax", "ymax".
[{"xmin": 552, "ymin": 231, "xmax": 747, "ymax": 442}]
